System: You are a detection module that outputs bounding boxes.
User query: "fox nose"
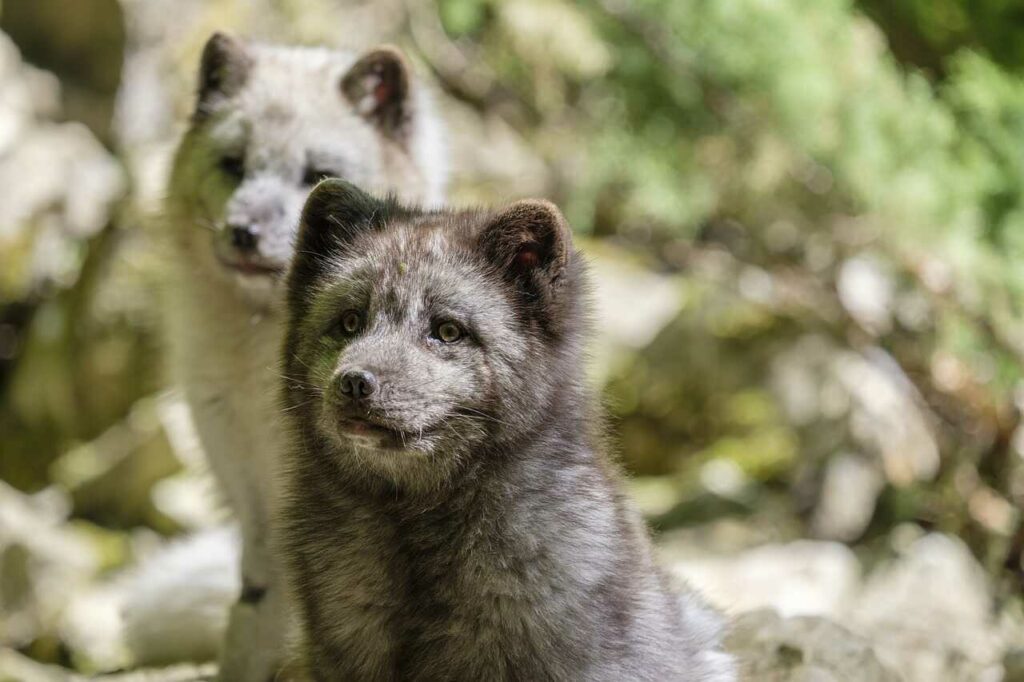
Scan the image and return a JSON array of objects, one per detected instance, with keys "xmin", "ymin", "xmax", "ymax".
[
  {"xmin": 338, "ymin": 369, "xmax": 378, "ymax": 400},
  {"xmin": 228, "ymin": 223, "xmax": 259, "ymax": 252}
]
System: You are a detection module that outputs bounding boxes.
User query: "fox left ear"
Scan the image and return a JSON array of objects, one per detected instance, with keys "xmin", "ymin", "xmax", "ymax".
[
  {"xmin": 341, "ymin": 46, "xmax": 412, "ymax": 141},
  {"xmin": 289, "ymin": 180, "xmax": 394, "ymax": 318},
  {"xmin": 194, "ymin": 32, "xmax": 251, "ymax": 119},
  {"xmin": 479, "ymin": 200, "xmax": 573, "ymax": 302},
  {"xmin": 296, "ymin": 179, "xmax": 386, "ymax": 258}
]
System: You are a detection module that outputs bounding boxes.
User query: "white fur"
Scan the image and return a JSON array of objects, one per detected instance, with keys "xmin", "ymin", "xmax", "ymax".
[
  {"xmin": 121, "ymin": 527, "xmax": 240, "ymax": 666},
  {"xmin": 140, "ymin": 39, "xmax": 449, "ymax": 679}
]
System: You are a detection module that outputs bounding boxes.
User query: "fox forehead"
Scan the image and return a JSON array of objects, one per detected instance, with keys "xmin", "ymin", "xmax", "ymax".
[
  {"xmin": 242, "ymin": 44, "xmax": 356, "ymax": 103},
  {"xmin": 306, "ymin": 226, "xmax": 509, "ymax": 331},
  {"xmin": 201, "ymin": 46, "xmax": 377, "ymax": 162}
]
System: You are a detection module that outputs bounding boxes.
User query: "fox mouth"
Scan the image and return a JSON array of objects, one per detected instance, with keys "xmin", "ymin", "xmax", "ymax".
[
  {"xmin": 334, "ymin": 415, "xmax": 434, "ymax": 451},
  {"xmin": 338, "ymin": 416, "xmax": 401, "ymax": 438}
]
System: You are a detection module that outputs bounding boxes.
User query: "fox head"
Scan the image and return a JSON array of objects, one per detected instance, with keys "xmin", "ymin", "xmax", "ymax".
[
  {"xmin": 281, "ymin": 180, "xmax": 590, "ymax": 495},
  {"xmin": 168, "ymin": 33, "xmax": 446, "ymax": 307}
]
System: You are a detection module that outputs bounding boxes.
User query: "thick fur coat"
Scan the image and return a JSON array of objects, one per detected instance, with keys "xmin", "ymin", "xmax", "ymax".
[
  {"xmin": 278, "ymin": 181, "xmax": 736, "ymax": 681},
  {"xmin": 161, "ymin": 33, "xmax": 446, "ymax": 679}
]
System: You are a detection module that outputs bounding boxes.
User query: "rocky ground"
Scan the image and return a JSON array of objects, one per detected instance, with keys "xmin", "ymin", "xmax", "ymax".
[
  {"xmin": 2, "ymin": 1, "xmax": 1023, "ymax": 680},
  {"xmin": 1, "ymin": 472, "xmax": 1020, "ymax": 681}
]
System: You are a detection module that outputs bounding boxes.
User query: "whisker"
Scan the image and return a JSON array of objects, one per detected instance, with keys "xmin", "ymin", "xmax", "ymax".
[
  {"xmin": 275, "ymin": 371, "xmax": 324, "ymax": 390},
  {"xmin": 447, "ymin": 407, "xmax": 510, "ymax": 428},
  {"xmin": 280, "ymin": 399, "xmax": 316, "ymax": 413}
]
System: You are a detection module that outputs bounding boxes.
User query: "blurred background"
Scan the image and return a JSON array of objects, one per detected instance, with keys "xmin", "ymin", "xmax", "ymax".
[{"xmin": 1, "ymin": 0, "xmax": 1023, "ymax": 679}]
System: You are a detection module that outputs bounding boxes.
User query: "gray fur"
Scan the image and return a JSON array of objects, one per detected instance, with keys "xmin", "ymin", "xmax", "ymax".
[
  {"xmin": 164, "ymin": 33, "xmax": 447, "ymax": 680},
  {"xmin": 278, "ymin": 181, "xmax": 736, "ymax": 681}
]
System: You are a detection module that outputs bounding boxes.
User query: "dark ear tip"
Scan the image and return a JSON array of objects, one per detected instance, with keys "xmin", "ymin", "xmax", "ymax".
[
  {"xmin": 203, "ymin": 31, "xmax": 242, "ymax": 53},
  {"xmin": 370, "ymin": 44, "xmax": 409, "ymax": 60},
  {"xmin": 301, "ymin": 179, "xmax": 379, "ymax": 229},
  {"xmin": 303, "ymin": 179, "xmax": 356, "ymax": 220},
  {"xmin": 195, "ymin": 31, "xmax": 251, "ymax": 113},
  {"xmin": 309, "ymin": 177, "xmax": 360, "ymax": 201},
  {"xmin": 342, "ymin": 44, "xmax": 414, "ymax": 139},
  {"xmin": 511, "ymin": 198, "xmax": 562, "ymax": 217},
  {"xmin": 343, "ymin": 45, "xmax": 412, "ymax": 95},
  {"xmin": 358, "ymin": 45, "xmax": 411, "ymax": 71},
  {"xmin": 508, "ymin": 198, "xmax": 572, "ymax": 244},
  {"xmin": 317, "ymin": 177, "xmax": 380, "ymax": 209}
]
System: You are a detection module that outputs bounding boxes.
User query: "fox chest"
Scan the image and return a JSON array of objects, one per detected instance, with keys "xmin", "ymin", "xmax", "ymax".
[
  {"xmin": 169, "ymin": 279, "xmax": 285, "ymax": 461},
  {"xmin": 295, "ymin": 509, "xmax": 566, "ymax": 679}
]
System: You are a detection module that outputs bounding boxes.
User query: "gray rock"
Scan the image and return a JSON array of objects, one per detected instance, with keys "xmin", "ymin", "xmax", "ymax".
[
  {"xmin": 771, "ymin": 336, "xmax": 939, "ymax": 488},
  {"xmin": 850, "ymin": 533, "xmax": 1007, "ymax": 682},
  {"xmin": 0, "ymin": 648, "xmax": 215, "ymax": 681},
  {"xmin": 672, "ymin": 528, "xmax": 1013, "ymax": 681},
  {"xmin": 0, "ymin": 482, "xmax": 97, "ymax": 649},
  {"xmin": 0, "ymin": 28, "xmax": 124, "ymax": 287},
  {"xmin": 0, "ymin": 648, "xmax": 72, "ymax": 682},
  {"xmin": 811, "ymin": 453, "xmax": 884, "ymax": 542},
  {"xmin": 668, "ymin": 540, "xmax": 861, "ymax": 619},
  {"xmin": 837, "ymin": 255, "xmax": 894, "ymax": 335},
  {"xmin": 727, "ymin": 610, "xmax": 900, "ymax": 681},
  {"xmin": 587, "ymin": 243, "xmax": 686, "ymax": 384},
  {"xmin": 51, "ymin": 395, "xmax": 183, "ymax": 532}
]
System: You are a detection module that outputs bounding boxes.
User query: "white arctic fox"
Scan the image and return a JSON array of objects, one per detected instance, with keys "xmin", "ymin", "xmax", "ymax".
[{"xmin": 125, "ymin": 32, "xmax": 446, "ymax": 680}]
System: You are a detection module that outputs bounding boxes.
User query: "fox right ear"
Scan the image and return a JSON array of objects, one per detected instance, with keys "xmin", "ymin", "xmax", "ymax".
[
  {"xmin": 296, "ymin": 179, "xmax": 387, "ymax": 257},
  {"xmin": 194, "ymin": 32, "xmax": 251, "ymax": 119},
  {"xmin": 479, "ymin": 199, "xmax": 573, "ymax": 289},
  {"xmin": 478, "ymin": 199, "xmax": 575, "ymax": 327},
  {"xmin": 341, "ymin": 46, "xmax": 413, "ymax": 141}
]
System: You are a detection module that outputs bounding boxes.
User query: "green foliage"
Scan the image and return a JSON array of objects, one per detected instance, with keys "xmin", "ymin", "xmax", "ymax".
[
  {"xmin": 440, "ymin": 0, "xmax": 1024, "ymax": 558},
  {"xmin": 858, "ymin": 0, "xmax": 1024, "ymax": 73}
]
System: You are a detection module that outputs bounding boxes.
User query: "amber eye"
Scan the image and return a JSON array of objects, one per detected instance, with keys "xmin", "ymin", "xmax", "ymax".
[
  {"xmin": 434, "ymin": 321, "xmax": 463, "ymax": 344},
  {"xmin": 220, "ymin": 155, "xmax": 244, "ymax": 180},
  {"xmin": 338, "ymin": 310, "xmax": 362, "ymax": 336}
]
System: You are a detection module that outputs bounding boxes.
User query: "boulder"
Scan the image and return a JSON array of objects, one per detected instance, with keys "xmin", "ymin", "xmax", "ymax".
[{"xmin": 727, "ymin": 610, "xmax": 900, "ymax": 681}]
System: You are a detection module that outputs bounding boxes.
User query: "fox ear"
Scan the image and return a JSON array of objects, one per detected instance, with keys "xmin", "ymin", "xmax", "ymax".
[
  {"xmin": 295, "ymin": 179, "xmax": 404, "ymax": 264},
  {"xmin": 195, "ymin": 32, "xmax": 251, "ymax": 118},
  {"xmin": 341, "ymin": 46, "xmax": 412, "ymax": 141},
  {"xmin": 479, "ymin": 200, "xmax": 573, "ymax": 301}
]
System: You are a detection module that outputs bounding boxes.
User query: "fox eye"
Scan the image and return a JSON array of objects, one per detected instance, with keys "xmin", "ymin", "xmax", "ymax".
[
  {"xmin": 433, "ymin": 321, "xmax": 463, "ymax": 344},
  {"xmin": 303, "ymin": 167, "xmax": 336, "ymax": 186},
  {"xmin": 220, "ymin": 155, "xmax": 245, "ymax": 180},
  {"xmin": 338, "ymin": 310, "xmax": 362, "ymax": 335},
  {"xmin": 329, "ymin": 311, "xmax": 362, "ymax": 337}
]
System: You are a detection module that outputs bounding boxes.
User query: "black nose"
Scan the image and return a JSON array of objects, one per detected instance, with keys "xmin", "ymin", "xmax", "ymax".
[
  {"xmin": 338, "ymin": 369, "xmax": 378, "ymax": 400},
  {"xmin": 228, "ymin": 223, "xmax": 258, "ymax": 252}
]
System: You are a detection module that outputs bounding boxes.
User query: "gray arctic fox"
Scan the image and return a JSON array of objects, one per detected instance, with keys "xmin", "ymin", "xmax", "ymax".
[
  {"xmin": 277, "ymin": 179, "xmax": 736, "ymax": 682},
  {"xmin": 153, "ymin": 32, "xmax": 446, "ymax": 679}
]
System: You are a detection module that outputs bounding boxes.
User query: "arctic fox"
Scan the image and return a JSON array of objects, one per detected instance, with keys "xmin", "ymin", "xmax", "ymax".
[
  {"xmin": 276, "ymin": 180, "xmax": 736, "ymax": 681},
  {"xmin": 151, "ymin": 33, "xmax": 446, "ymax": 680}
]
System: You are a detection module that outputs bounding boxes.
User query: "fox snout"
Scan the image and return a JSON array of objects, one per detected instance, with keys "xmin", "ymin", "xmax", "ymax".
[
  {"xmin": 226, "ymin": 222, "xmax": 259, "ymax": 252},
  {"xmin": 220, "ymin": 204, "xmax": 285, "ymax": 258},
  {"xmin": 336, "ymin": 368, "xmax": 379, "ymax": 401},
  {"xmin": 213, "ymin": 177, "xmax": 307, "ymax": 275},
  {"xmin": 323, "ymin": 366, "xmax": 423, "ymax": 450}
]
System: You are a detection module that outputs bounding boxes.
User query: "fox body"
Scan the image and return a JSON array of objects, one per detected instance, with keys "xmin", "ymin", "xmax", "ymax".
[
  {"xmin": 162, "ymin": 33, "xmax": 446, "ymax": 679},
  {"xmin": 278, "ymin": 181, "xmax": 736, "ymax": 681}
]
